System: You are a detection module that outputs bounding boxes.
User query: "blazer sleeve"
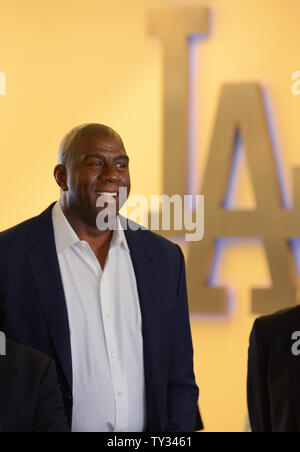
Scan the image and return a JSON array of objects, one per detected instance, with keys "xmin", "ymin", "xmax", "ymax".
[
  {"xmin": 32, "ymin": 358, "xmax": 69, "ymax": 432},
  {"xmin": 247, "ymin": 319, "xmax": 271, "ymax": 432},
  {"xmin": 166, "ymin": 245, "xmax": 202, "ymax": 432}
]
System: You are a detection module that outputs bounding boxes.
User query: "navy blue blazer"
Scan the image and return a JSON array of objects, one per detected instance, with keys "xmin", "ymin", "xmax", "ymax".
[{"xmin": 0, "ymin": 203, "xmax": 202, "ymax": 432}]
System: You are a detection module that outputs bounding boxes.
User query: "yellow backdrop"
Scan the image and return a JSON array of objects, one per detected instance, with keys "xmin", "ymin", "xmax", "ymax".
[{"xmin": 0, "ymin": 0, "xmax": 299, "ymax": 432}]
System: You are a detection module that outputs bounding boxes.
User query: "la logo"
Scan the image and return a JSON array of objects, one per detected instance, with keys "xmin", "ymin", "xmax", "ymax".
[{"xmin": 148, "ymin": 5, "xmax": 300, "ymax": 315}]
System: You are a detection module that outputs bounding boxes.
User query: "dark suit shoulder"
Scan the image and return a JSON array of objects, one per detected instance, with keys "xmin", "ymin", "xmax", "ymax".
[
  {"xmin": 0, "ymin": 203, "xmax": 55, "ymax": 258},
  {"xmin": 124, "ymin": 217, "xmax": 180, "ymax": 255},
  {"xmin": 136, "ymin": 227, "xmax": 179, "ymax": 253},
  {"xmin": 255, "ymin": 305, "xmax": 300, "ymax": 329},
  {"xmin": 0, "ymin": 215, "xmax": 38, "ymax": 248},
  {"xmin": 253, "ymin": 305, "xmax": 300, "ymax": 346}
]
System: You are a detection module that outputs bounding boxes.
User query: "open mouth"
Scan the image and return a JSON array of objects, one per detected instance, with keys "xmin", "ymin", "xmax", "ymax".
[
  {"xmin": 95, "ymin": 192, "xmax": 119, "ymax": 210},
  {"xmin": 95, "ymin": 192, "xmax": 118, "ymax": 199}
]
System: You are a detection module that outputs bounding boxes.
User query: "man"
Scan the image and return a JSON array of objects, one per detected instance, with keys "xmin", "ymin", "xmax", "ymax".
[
  {"xmin": 0, "ymin": 123, "xmax": 201, "ymax": 432},
  {"xmin": 0, "ymin": 331, "xmax": 68, "ymax": 432},
  {"xmin": 247, "ymin": 306, "xmax": 300, "ymax": 432}
]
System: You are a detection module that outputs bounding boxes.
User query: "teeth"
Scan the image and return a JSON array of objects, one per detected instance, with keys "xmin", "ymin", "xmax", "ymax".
[{"xmin": 96, "ymin": 192, "xmax": 117, "ymax": 197}]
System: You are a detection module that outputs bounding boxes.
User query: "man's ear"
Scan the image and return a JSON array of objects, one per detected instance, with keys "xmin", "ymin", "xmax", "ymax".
[{"xmin": 54, "ymin": 165, "xmax": 68, "ymax": 191}]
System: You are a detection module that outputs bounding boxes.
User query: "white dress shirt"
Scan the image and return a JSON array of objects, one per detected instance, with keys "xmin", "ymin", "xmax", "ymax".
[{"xmin": 52, "ymin": 201, "xmax": 146, "ymax": 432}]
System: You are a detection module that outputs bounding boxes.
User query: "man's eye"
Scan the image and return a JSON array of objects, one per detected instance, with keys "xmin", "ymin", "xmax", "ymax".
[
  {"xmin": 116, "ymin": 162, "xmax": 127, "ymax": 169},
  {"xmin": 89, "ymin": 160, "xmax": 102, "ymax": 167}
]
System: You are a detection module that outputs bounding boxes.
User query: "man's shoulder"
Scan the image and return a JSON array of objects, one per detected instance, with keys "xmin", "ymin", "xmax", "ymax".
[
  {"xmin": 256, "ymin": 305, "xmax": 300, "ymax": 328},
  {"xmin": 0, "ymin": 216, "xmax": 37, "ymax": 241},
  {"xmin": 253, "ymin": 305, "xmax": 300, "ymax": 344},
  {"xmin": 0, "ymin": 217, "xmax": 39, "ymax": 260},
  {"xmin": 121, "ymin": 216, "xmax": 181, "ymax": 257},
  {"xmin": 0, "ymin": 204, "xmax": 55, "ymax": 249}
]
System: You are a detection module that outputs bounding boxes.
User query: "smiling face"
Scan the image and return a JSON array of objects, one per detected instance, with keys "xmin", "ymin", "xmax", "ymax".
[{"xmin": 54, "ymin": 127, "xmax": 131, "ymax": 229}]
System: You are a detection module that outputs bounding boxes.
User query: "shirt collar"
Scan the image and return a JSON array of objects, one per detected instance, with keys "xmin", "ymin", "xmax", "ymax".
[
  {"xmin": 52, "ymin": 201, "xmax": 129, "ymax": 253},
  {"xmin": 111, "ymin": 215, "xmax": 130, "ymax": 252}
]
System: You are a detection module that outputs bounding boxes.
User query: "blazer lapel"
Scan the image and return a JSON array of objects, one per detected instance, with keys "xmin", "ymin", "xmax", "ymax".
[
  {"xmin": 123, "ymin": 220, "xmax": 163, "ymax": 431},
  {"xmin": 26, "ymin": 204, "xmax": 72, "ymax": 390}
]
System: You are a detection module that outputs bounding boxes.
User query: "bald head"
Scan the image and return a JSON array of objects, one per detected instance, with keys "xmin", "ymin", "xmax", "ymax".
[{"xmin": 58, "ymin": 123, "xmax": 124, "ymax": 166}]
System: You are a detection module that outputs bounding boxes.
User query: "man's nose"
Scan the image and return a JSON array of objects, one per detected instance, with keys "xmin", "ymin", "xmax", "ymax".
[{"xmin": 98, "ymin": 165, "xmax": 121, "ymax": 182}]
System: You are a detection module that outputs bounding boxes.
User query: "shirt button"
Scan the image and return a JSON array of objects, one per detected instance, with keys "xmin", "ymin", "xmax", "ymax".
[
  {"xmin": 117, "ymin": 392, "xmax": 123, "ymax": 397},
  {"xmin": 106, "ymin": 314, "xmax": 111, "ymax": 319},
  {"xmin": 111, "ymin": 352, "xmax": 117, "ymax": 358}
]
